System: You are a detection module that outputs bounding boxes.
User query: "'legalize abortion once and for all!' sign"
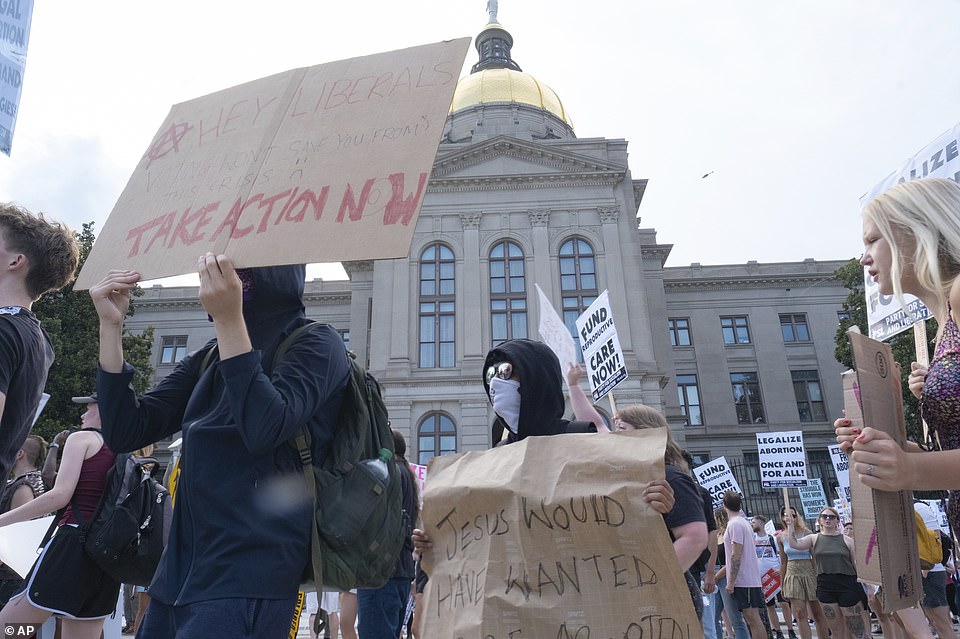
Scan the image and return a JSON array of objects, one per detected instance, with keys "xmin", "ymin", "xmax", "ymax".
[
  {"xmin": 420, "ymin": 428, "xmax": 700, "ymax": 638},
  {"xmin": 75, "ymin": 38, "xmax": 470, "ymax": 289},
  {"xmin": 756, "ymin": 431, "xmax": 807, "ymax": 488}
]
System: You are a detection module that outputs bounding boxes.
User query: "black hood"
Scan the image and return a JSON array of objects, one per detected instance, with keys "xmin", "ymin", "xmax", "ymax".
[
  {"xmin": 482, "ymin": 339, "xmax": 566, "ymax": 442},
  {"xmin": 240, "ymin": 264, "xmax": 307, "ymax": 356}
]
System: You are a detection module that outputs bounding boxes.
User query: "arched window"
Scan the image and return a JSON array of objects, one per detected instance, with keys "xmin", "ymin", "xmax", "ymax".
[
  {"xmin": 417, "ymin": 413, "xmax": 457, "ymax": 465},
  {"xmin": 419, "ymin": 244, "xmax": 455, "ymax": 368},
  {"xmin": 559, "ymin": 238, "xmax": 598, "ymax": 354},
  {"xmin": 489, "ymin": 240, "xmax": 527, "ymax": 346}
]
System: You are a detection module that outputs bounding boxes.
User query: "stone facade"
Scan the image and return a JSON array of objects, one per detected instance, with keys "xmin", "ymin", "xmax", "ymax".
[{"xmin": 121, "ymin": 21, "xmax": 851, "ymax": 514}]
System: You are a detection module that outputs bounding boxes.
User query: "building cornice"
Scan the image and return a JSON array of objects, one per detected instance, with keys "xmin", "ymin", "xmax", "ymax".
[
  {"xmin": 427, "ymin": 172, "xmax": 624, "ymax": 193},
  {"xmin": 664, "ymin": 274, "xmax": 841, "ymax": 292},
  {"xmin": 432, "ymin": 135, "xmax": 626, "ymax": 178},
  {"xmin": 640, "ymin": 243, "xmax": 674, "ymax": 268}
]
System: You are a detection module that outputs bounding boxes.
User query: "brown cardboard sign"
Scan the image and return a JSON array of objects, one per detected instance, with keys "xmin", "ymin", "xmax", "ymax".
[
  {"xmin": 420, "ymin": 428, "xmax": 701, "ymax": 638},
  {"xmin": 846, "ymin": 328, "xmax": 921, "ymax": 612},
  {"xmin": 75, "ymin": 38, "xmax": 470, "ymax": 289}
]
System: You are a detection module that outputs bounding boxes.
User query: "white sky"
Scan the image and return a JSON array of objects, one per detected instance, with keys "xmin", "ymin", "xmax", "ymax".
[{"xmin": 1, "ymin": 0, "xmax": 959, "ymax": 282}]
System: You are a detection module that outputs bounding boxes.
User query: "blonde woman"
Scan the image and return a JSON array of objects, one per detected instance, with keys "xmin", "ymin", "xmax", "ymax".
[
  {"xmin": 837, "ymin": 178, "xmax": 960, "ymax": 516},
  {"xmin": 776, "ymin": 507, "xmax": 828, "ymax": 639}
]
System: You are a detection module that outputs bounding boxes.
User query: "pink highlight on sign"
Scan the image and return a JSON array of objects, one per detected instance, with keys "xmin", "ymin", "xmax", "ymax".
[
  {"xmin": 853, "ymin": 381, "xmax": 862, "ymax": 409},
  {"xmin": 865, "ymin": 526, "xmax": 879, "ymax": 564}
]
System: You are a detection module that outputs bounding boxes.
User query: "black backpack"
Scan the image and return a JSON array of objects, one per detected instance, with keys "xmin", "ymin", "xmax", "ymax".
[
  {"xmin": 200, "ymin": 321, "xmax": 406, "ymax": 591},
  {"xmin": 73, "ymin": 452, "xmax": 172, "ymax": 586}
]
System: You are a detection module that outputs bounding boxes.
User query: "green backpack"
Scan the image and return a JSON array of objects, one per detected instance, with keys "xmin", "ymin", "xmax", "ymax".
[{"xmin": 200, "ymin": 321, "xmax": 406, "ymax": 591}]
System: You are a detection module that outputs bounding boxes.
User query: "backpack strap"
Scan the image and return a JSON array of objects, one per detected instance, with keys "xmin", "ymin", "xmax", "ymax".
[
  {"xmin": 37, "ymin": 507, "xmax": 65, "ymax": 549},
  {"xmin": 198, "ymin": 343, "xmax": 219, "ymax": 376},
  {"xmin": 294, "ymin": 428, "xmax": 324, "ymax": 590}
]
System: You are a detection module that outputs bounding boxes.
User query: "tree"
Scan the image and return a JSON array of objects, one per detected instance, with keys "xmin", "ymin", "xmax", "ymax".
[
  {"xmin": 833, "ymin": 258, "xmax": 935, "ymax": 443},
  {"xmin": 30, "ymin": 223, "xmax": 155, "ymax": 441}
]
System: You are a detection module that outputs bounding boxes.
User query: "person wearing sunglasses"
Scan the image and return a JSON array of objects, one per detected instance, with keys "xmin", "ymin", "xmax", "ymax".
[
  {"xmin": 413, "ymin": 339, "xmax": 677, "ymax": 553},
  {"xmin": 776, "ymin": 507, "xmax": 829, "ymax": 639},
  {"xmin": 783, "ymin": 507, "xmax": 869, "ymax": 639}
]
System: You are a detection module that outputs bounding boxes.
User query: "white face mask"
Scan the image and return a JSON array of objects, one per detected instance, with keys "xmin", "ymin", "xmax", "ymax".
[{"xmin": 489, "ymin": 377, "xmax": 521, "ymax": 434}]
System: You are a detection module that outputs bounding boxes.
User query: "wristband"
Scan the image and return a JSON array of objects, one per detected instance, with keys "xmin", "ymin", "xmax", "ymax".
[{"xmin": 49, "ymin": 443, "xmax": 60, "ymax": 449}]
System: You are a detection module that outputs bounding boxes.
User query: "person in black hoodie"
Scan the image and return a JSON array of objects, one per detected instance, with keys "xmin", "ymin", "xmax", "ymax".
[
  {"xmin": 413, "ymin": 338, "xmax": 675, "ymax": 550},
  {"xmin": 89, "ymin": 254, "xmax": 350, "ymax": 639}
]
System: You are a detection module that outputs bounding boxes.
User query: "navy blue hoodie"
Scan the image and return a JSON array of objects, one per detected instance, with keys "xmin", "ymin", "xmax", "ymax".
[{"xmin": 98, "ymin": 264, "xmax": 349, "ymax": 605}]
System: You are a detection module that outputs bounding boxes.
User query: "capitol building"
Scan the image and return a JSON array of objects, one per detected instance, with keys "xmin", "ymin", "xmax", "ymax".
[{"xmin": 125, "ymin": 16, "xmax": 849, "ymax": 516}]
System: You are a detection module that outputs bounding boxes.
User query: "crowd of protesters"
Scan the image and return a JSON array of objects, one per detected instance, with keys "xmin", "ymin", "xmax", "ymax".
[{"xmin": 2, "ymin": 172, "xmax": 960, "ymax": 639}]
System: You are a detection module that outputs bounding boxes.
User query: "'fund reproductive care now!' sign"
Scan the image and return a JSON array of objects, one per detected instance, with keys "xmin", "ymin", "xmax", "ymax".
[
  {"xmin": 692, "ymin": 456, "xmax": 743, "ymax": 509},
  {"xmin": 575, "ymin": 290, "xmax": 627, "ymax": 402},
  {"xmin": 756, "ymin": 431, "xmax": 807, "ymax": 488}
]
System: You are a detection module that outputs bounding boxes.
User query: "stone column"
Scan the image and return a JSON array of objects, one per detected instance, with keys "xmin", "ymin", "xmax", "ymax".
[{"xmin": 460, "ymin": 213, "xmax": 483, "ymax": 359}]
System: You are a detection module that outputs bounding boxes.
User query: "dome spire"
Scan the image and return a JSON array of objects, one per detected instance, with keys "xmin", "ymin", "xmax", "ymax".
[{"xmin": 471, "ymin": 2, "xmax": 521, "ymax": 73}]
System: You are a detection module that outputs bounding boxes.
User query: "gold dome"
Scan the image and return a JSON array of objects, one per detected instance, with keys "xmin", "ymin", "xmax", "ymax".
[{"xmin": 450, "ymin": 68, "xmax": 573, "ymax": 126}]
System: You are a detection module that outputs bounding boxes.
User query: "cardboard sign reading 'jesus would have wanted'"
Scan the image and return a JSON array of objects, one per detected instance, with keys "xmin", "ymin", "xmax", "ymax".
[
  {"xmin": 75, "ymin": 38, "xmax": 470, "ymax": 289},
  {"xmin": 420, "ymin": 428, "xmax": 699, "ymax": 639}
]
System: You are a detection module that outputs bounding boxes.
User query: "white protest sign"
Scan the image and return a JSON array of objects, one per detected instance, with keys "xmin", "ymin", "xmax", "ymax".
[
  {"xmin": 828, "ymin": 444, "xmax": 852, "ymax": 505},
  {"xmin": 0, "ymin": 0, "xmax": 33, "ymax": 155},
  {"xmin": 797, "ymin": 479, "xmax": 829, "ymax": 521},
  {"xmin": 692, "ymin": 456, "xmax": 742, "ymax": 509},
  {"xmin": 859, "ymin": 122, "xmax": 960, "ymax": 340},
  {"xmin": 0, "ymin": 515, "xmax": 52, "ymax": 577},
  {"xmin": 75, "ymin": 38, "xmax": 471, "ymax": 289},
  {"xmin": 575, "ymin": 290, "xmax": 627, "ymax": 402},
  {"xmin": 860, "ymin": 121, "xmax": 960, "ymax": 206},
  {"xmin": 536, "ymin": 283, "xmax": 577, "ymax": 387},
  {"xmin": 31, "ymin": 392, "xmax": 49, "ymax": 426},
  {"xmin": 864, "ymin": 274, "xmax": 931, "ymax": 342},
  {"xmin": 917, "ymin": 500, "xmax": 950, "ymax": 533},
  {"xmin": 756, "ymin": 431, "xmax": 807, "ymax": 488}
]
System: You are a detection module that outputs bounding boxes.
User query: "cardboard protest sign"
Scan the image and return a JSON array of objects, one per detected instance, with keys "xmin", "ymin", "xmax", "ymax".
[
  {"xmin": 756, "ymin": 431, "xmax": 807, "ymax": 488},
  {"xmin": 828, "ymin": 444, "xmax": 851, "ymax": 505},
  {"xmin": 75, "ymin": 38, "xmax": 470, "ymax": 289},
  {"xmin": 420, "ymin": 429, "xmax": 700, "ymax": 639},
  {"xmin": 692, "ymin": 456, "xmax": 742, "ymax": 509},
  {"xmin": 536, "ymin": 283, "xmax": 578, "ymax": 387},
  {"xmin": 0, "ymin": 0, "xmax": 33, "ymax": 155},
  {"xmin": 797, "ymin": 479, "xmax": 829, "ymax": 521},
  {"xmin": 846, "ymin": 328, "xmax": 921, "ymax": 611},
  {"xmin": 575, "ymin": 290, "xmax": 627, "ymax": 402}
]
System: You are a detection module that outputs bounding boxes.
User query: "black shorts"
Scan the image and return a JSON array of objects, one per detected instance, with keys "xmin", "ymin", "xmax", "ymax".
[
  {"xmin": 13, "ymin": 525, "xmax": 121, "ymax": 619},
  {"xmin": 732, "ymin": 586, "xmax": 765, "ymax": 610},
  {"xmin": 921, "ymin": 571, "xmax": 949, "ymax": 609},
  {"xmin": 816, "ymin": 573, "xmax": 863, "ymax": 608}
]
